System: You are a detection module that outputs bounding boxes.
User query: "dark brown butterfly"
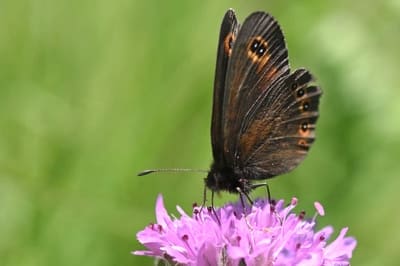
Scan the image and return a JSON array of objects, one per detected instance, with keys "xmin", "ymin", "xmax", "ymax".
[
  {"xmin": 139, "ymin": 9, "xmax": 322, "ymax": 203},
  {"xmin": 205, "ymin": 9, "xmax": 322, "ymax": 197}
]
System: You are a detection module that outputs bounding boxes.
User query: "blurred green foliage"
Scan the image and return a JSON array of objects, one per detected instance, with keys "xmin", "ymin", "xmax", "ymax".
[{"xmin": 1, "ymin": 0, "xmax": 399, "ymax": 265}]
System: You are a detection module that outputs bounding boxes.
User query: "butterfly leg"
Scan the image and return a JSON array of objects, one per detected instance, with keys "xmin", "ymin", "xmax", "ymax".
[
  {"xmin": 237, "ymin": 178, "xmax": 255, "ymax": 205},
  {"xmin": 201, "ymin": 187, "xmax": 221, "ymax": 225},
  {"xmin": 236, "ymin": 187, "xmax": 256, "ymax": 230},
  {"xmin": 250, "ymin": 182, "xmax": 271, "ymax": 204},
  {"xmin": 250, "ymin": 182, "xmax": 283, "ymax": 225},
  {"xmin": 236, "ymin": 186, "xmax": 253, "ymax": 215},
  {"xmin": 210, "ymin": 191, "xmax": 222, "ymax": 225},
  {"xmin": 202, "ymin": 184, "xmax": 208, "ymax": 207}
]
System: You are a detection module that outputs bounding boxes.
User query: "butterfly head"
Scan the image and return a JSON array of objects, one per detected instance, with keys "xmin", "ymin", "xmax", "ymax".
[{"xmin": 205, "ymin": 163, "xmax": 253, "ymax": 194}]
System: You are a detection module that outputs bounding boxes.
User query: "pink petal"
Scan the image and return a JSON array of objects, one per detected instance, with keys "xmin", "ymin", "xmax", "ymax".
[{"xmin": 314, "ymin": 201, "xmax": 325, "ymax": 216}]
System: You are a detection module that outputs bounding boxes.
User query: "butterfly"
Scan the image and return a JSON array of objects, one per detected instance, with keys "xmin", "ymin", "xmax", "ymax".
[
  {"xmin": 138, "ymin": 9, "xmax": 322, "ymax": 203},
  {"xmin": 205, "ymin": 9, "xmax": 322, "ymax": 198}
]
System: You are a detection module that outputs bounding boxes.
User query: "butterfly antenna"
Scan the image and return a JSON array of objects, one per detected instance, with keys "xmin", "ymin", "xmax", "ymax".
[{"xmin": 137, "ymin": 168, "xmax": 208, "ymax": 176}]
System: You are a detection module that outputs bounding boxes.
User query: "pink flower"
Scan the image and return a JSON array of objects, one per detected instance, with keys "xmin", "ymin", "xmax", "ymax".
[{"xmin": 133, "ymin": 195, "xmax": 356, "ymax": 266}]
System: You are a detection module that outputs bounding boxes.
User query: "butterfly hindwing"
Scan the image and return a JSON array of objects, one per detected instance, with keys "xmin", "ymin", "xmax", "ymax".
[{"xmin": 240, "ymin": 68, "xmax": 322, "ymax": 179}]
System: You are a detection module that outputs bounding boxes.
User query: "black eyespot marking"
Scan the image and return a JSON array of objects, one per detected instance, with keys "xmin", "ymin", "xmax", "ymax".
[
  {"xmin": 302, "ymin": 102, "xmax": 310, "ymax": 111},
  {"xmin": 249, "ymin": 38, "xmax": 267, "ymax": 57},
  {"xmin": 257, "ymin": 46, "xmax": 266, "ymax": 56},
  {"xmin": 250, "ymin": 39, "xmax": 260, "ymax": 53},
  {"xmin": 301, "ymin": 122, "xmax": 308, "ymax": 132},
  {"xmin": 297, "ymin": 88, "xmax": 305, "ymax": 97}
]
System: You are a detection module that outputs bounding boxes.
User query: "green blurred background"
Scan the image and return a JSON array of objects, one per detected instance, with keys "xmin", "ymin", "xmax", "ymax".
[{"xmin": 1, "ymin": 0, "xmax": 399, "ymax": 265}]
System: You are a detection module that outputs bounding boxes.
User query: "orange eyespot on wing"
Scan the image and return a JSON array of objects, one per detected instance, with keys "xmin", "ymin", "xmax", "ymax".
[
  {"xmin": 247, "ymin": 36, "xmax": 271, "ymax": 66},
  {"xmin": 224, "ymin": 32, "xmax": 236, "ymax": 57},
  {"xmin": 298, "ymin": 122, "xmax": 315, "ymax": 138},
  {"xmin": 297, "ymin": 138, "xmax": 313, "ymax": 151}
]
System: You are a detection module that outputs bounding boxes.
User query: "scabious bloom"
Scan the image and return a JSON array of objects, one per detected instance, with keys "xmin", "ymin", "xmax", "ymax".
[{"xmin": 133, "ymin": 195, "xmax": 356, "ymax": 266}]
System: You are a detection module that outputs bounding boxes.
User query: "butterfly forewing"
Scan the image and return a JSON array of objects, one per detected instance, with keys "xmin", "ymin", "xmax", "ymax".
[
  {"xmin": 221, "ymin": 12, "xmax": 290, "ymax": 166},
  {"xmin": 211, "ymin": 9, "xmax": 240, "ymax": 164}
]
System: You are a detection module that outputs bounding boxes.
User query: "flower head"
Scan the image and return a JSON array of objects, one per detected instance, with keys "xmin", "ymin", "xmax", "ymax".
[{"xmin": 133, "ymin": 195, "xmax": 356, "ymax": 266}]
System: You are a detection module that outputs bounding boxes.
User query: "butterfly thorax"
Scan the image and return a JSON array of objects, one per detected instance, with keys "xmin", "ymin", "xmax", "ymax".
[{"xmin": 205, "ymin": 162, "xmax": 253, "ymax": 194}]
